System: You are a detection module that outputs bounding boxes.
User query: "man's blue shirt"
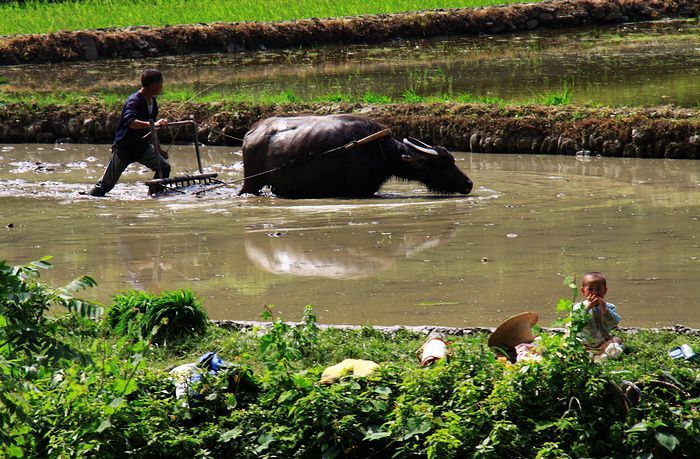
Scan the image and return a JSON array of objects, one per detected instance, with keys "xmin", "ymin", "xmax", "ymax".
[{"xmin": 113, "ymin": 90, "xmax": 158, "ymax": 162}]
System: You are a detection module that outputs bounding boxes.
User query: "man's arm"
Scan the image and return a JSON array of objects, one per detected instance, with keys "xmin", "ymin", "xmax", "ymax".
[
  {"xmin": 128, "ymin": 118, "xmax": 168, "ymax": 129},
  {"xmin": 123, "ymin": 97, "xmax": 167, "ymax": 129}
]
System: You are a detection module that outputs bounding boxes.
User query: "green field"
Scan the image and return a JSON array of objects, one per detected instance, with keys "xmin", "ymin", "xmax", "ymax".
[{"xmin": 0, "ymin": 0, "xmax": 540, "ymax": 35}]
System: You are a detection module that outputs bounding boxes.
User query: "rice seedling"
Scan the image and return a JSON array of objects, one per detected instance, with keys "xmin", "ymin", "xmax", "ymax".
[{"xmin": 0, "ymin": 0, "xmax": 541, "ymax": 35}]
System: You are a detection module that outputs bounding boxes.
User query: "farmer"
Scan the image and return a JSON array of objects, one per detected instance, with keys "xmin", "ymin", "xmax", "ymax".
[
  {"xmin": 573, "ymin": 271, "xmax": 624, "ymax": 361},
  {"xmin": 89, "ymin": 69, "xmax": 170, "ymax": 196}
]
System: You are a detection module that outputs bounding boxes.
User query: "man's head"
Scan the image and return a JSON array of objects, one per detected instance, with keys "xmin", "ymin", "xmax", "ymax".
[
  {"xmin": 581, "ymin": 272, "xmax": 607, "ymax": 299},
  {"xmin": 141, "ymin": 69, "xmax": 163, "ymax": 95}
]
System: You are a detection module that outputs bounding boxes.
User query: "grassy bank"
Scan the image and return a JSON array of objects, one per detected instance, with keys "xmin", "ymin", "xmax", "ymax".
[
  {"xmin": 3, "ymin": 257, "xmax": 700, "ymax": 457},
  {"xmin": 0, "ymin": 87, "xmax": 574, "ymax": 109},
  {"xmin": 0, "ymin": 0, "xmax": 539, "ymax": 35}
]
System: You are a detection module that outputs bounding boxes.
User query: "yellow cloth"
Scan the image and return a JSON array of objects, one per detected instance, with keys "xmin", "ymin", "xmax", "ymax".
[{"xmin": 320, "ymin": 359, "xmax": 379, "ymax": 384}]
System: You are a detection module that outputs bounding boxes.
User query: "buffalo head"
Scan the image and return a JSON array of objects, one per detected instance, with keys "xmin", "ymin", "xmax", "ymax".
[{"xmin": 399, "ymin": 137, "xmax": 473, "ymax": 195}]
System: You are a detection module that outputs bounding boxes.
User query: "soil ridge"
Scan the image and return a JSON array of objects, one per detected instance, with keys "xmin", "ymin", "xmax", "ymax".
[
  {"xmin": 1, "ymin": 0, "xmax": 698, "ymax": 64},
  {"xmin": 1, "ymin": 101, "xmax": 698, "ymax": 159}
]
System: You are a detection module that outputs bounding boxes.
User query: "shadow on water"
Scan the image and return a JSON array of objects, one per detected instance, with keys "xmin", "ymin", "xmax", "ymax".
[
  {"xmin": 1, "ymin": 19, "xmax": 699, "ymax": 106},
  {"xmin": 1, "ymin": 143, "xmax": 699, "ymax": 327}
]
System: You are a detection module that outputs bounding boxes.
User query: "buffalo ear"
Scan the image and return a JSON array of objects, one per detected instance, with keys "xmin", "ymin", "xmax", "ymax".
[{"xmin": 401, "ymin": 154, "xmax": 418, "ymax": 164}]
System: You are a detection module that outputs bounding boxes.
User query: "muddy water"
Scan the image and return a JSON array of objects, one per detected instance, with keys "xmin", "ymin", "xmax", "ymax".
[
  {"xmin": 1, "ymin": 144, "xmax": 699, "ymax": 327},
  {"xmin": 2, "ymin": 20, "xmax": 699, "ymax": 106}
]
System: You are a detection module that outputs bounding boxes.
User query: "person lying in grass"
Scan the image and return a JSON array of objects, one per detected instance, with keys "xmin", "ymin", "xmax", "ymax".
[{"xmin": 573, "ymin": 271, "xmax": 624, "ymax": 361}]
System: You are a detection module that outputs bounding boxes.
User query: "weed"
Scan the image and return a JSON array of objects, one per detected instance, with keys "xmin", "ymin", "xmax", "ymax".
[
  {"xmin": 362, "ymin": 91, "xmax": 393, "ymax": 104},
  {"xmin": 401, "ymin": 89, "xmax": 424, "ymax": 103},
  {"xmin": 279, "ymin": 90, "xmax": 300, "ymax": 104},
  {"xmin": 314, "ymin": 92, "xmax": 348, "ymax": 103},
  {"xmin": 539, "ymin": 83, "xmax": 573, "ymax": 106}
]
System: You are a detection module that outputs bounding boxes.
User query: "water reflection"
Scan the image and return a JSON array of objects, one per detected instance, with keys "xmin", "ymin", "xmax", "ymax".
[{"xmin": 244, "ymin": 221, "xmax": 457, "ymax": 279}]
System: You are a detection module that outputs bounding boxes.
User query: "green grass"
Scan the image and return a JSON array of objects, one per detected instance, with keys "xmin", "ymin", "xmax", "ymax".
[
  {"xmin": 539, "ymin": 83, "xmax": 573, "ymax": 106},
  {"xmin": 0, "ymin": 88, "xmax": 524, "ymax": 108},
  {"xmin": 0, "ymin": 0, "xmax": 543, "ymax": 35}
]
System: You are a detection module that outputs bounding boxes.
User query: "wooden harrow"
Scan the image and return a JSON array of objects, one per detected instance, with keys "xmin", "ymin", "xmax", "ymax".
[{"xmin": 143, "ymin": 119, "xmax": 224, "ymax": 195}]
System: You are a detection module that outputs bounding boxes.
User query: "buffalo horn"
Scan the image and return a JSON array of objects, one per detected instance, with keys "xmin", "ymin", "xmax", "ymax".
[
  {"xmin": 403, "ymin": 138, "xmax": 438, "ymax": 156},
  {"xmin": 407, "ymin": 137, "xmax": 434, "ymax": 149}
]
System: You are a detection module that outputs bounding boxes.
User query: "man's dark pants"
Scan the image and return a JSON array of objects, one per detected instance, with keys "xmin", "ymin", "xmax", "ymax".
[{"xmin": 90, "ymin": 145, "xmax": 170, "ymax": 196}]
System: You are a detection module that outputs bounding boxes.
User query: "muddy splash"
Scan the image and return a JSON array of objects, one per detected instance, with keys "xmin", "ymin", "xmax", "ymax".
[
  {"xmin": 1, "ymin": 102, "xmax": 698, "ymax": 158},
  {"xmin": 1, "ymin": 0, "xmax": 698, "ymax": 64}
]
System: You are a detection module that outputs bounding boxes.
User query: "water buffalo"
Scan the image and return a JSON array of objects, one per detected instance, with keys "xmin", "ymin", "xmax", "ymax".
[{"xmin": 239, "ymin": 114, "xmax": 473, "ymax": 198}]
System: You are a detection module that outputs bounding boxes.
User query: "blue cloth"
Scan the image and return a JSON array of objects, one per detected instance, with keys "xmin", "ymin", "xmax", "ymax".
[
  {"xmin": 113, "ymin": 90, "xmax": 158, "ymax": 162},
  {"xmin": 198, "ymin": 352, "xmax": 226, "ymax": 373}
]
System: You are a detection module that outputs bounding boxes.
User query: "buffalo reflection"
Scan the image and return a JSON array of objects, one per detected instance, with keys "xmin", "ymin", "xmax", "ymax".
[{"xmin": 244, "ymin": 223, "xmax": 457, "ymax": 279}]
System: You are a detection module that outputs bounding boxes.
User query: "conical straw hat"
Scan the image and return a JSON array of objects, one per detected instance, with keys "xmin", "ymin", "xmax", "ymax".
[{"xmin": 488, "ymin": 312, "xmax": 539, "ymax": 349}]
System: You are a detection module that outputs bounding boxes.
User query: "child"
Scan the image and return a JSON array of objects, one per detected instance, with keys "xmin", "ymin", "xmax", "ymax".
[{"xmin": 573, "ymin": 272, "xmax": 623, "ymax": 360}]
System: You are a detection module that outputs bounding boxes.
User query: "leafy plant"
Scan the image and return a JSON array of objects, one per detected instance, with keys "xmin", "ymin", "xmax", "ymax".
[
  {"xmin": 0, "ymin": 257, "xmax": 101, "ymax": 456},
  {"xmin": 0, "ymin": 256, "xmax": 101, "ymax": 359},
  {"xmin": 106, "ymin": 289, "xmax": 208, "ymax": 342}
]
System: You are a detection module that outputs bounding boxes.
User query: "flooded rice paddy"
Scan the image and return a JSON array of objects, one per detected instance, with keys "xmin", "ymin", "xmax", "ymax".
[
  {"xmin": 1, "ymin": 144, "xmax": 699, "ymax": 327},
  {"xmin": 2, "ymin": 19, "xmax": 699, "ymax": 106}
]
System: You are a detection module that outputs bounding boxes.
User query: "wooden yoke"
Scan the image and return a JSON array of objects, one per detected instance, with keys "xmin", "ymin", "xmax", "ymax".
[{"xmin": 344, "ymin": 128, "xmax": 391, "ymax": 150}]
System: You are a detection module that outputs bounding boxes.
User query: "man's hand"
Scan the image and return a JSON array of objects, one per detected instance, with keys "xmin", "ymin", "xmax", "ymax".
[{"xmin": 155, "ymin": 118, "xmax": 169, "ymax": 127}]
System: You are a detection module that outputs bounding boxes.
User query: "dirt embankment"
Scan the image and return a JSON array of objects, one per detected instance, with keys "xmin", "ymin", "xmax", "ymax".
[
  {"xmin": 1, "ymin": 102, "xmax": 698, "ymax": 158},
  {"xmin": 1, "ymin": 0, "xmax": 698, "ymax": 64}
]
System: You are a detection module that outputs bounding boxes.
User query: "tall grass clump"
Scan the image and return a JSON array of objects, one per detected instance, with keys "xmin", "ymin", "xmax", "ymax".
[
  {"xmin": 106, "ymin": 289, "xmax": 208, "ymax": 342},
  {"xmin": 539, "ymin": 83, "xmax": 573, "ymax": 106},
  {"xmin": 401, "ymin": 89, "xmax": 424, "ymax": 103}
]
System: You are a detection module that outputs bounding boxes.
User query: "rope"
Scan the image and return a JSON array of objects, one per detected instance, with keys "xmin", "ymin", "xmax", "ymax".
[
  {"xmin": 207, "ymin": 126, "xmax": 244, "ymax": 143},
  {"xmin": 162, "ymin": 123, "xmax": 184, "ymax": 155},
  {"xmin": 161, "ymin": 71, "xmax": 237, "ymax": 120},
  {"xmin": 145, "ymin": 121, "xmax": 244, "ymax": 143},
  {"xmin": 194, "ymin": 128, "xmax": 392, "ymax": 196}
]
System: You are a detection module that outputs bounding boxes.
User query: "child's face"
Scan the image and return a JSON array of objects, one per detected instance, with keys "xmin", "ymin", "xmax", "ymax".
[{"xmin": 581, "ymin": 281, "xmax": 607, "ymax": 299}]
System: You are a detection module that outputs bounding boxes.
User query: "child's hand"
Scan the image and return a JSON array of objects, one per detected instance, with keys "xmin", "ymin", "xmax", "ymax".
[{"xmin": 586, "ymin": 294, "xmax": 605, "ymax": 309}]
